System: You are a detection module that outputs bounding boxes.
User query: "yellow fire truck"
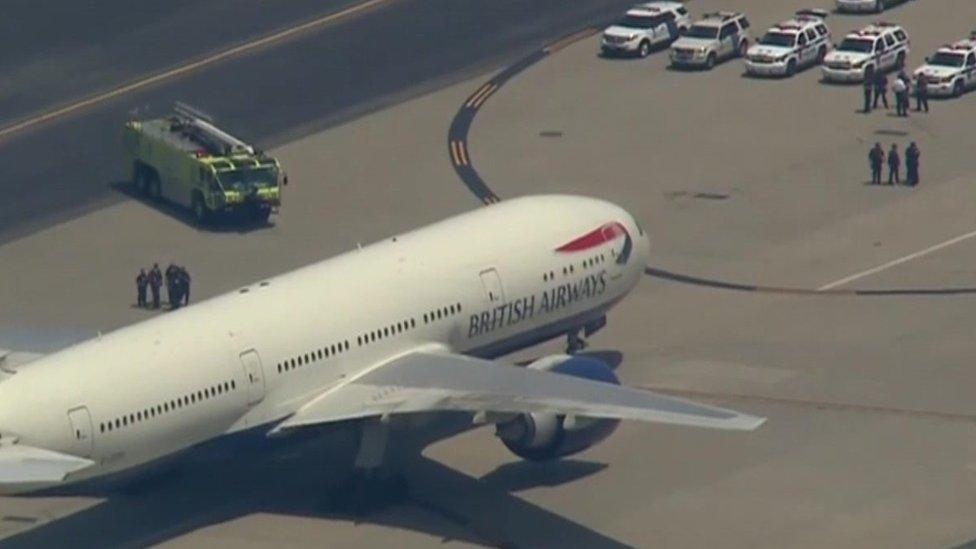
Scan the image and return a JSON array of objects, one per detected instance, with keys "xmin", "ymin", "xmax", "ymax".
[{"xmin": 123, "ymin": 103, "xmax": 285, "ymax": 224}]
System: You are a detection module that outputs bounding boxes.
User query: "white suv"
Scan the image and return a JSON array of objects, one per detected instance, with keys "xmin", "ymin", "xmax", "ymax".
[
  {"xmin": 670, "ymin": 11, "xmax": 751, "ymax": 69},
  {"xmin": 836, "ymin": 0, "xmax": 911, "ymax": 14},
  {"xmin": 601, "ymin": 2, "xmax": 691, "ymax": 58},
  {"xmin": 913, "ymin": 37, "xmax": 976, "ymax": 97},
  {"xmin": 822, "ymin": 22, "xmax": 910, "ymax": 82},
  {"xmin": 745, "ymin": 10, "xmax": 831, "ymax": 77}
]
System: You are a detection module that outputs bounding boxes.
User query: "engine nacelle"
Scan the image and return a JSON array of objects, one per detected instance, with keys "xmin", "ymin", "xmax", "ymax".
[{"xmin": 495, "ymin": 355, "xmax": 621, "ymax": 461}]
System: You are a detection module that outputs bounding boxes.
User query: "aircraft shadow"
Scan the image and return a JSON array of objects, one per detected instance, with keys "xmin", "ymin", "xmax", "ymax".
[
  {"xmin": 479, "ymin": 459, "xmax": 608, "ymax": 492},
  {"xmin": 3, "ymin": 426, "xmax": 631, "ymax": 548}
]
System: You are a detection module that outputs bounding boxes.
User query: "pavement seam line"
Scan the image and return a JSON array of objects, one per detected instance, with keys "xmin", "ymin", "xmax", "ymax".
[
  {"xmin": 817, "ymin": 228, "xmax": 976, "ymax": 290},
  {"xmin": 0, "ymin": 0, "xmax": 393, "ymax": 142}
]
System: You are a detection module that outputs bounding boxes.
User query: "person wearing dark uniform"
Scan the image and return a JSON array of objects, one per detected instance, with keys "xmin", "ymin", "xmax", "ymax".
[
  {"xmin": 869, "ymin": 143, "xmax": 885, "ymax": 185},
  {"xmin": 906, "ymin": 142, "xmax": 920, "ymax": 186},
  {"xmin": 887, "ymin": 143, "xmax": 900, "ymax": 185},
  {"xmin": 915, "ymin": 73, "xmax": 929, "ymax": 113},
  {"xmin": 165, "ymin": 263, "xmax": 180, "ymax": 309},
  {"xmin": 149, "ymin": 263, "xmax": 163, "ymax": 309},
  {"xmin": 136, "ymin": 269, "xmax": 148, "ymax": 308},
  {"xmin": 178, "ymin": 266, "xmax": 191, "ymax": 306},
  {"xmin": 862, "ymin": 77, "xmax": 873, "ymax": 113},
  {"xmin": 873, "ymin": 71, "xmax": 889, "ymax": 110}
]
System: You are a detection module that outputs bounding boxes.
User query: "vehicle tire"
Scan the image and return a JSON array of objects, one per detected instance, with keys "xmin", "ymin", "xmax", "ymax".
[
  {"xmin": 786, "ymin": 59, "xmax": 797, "ymax": 77},
  {"xmin": 705, "ymin": 52, "xmax": 716, "ymax": 69},
  {"xmin": 738, "ymin": 40, "xmax": 748, "ymax": 58},
  {"xmin": 147, "ymin": 170, "xmax": 162, "ymax": 201},
  {"xmin": 953, "ymin": 80, "xmax": 964, "ymax": 98},
  {"xmin": 638, "ymin": 40, "xmax": 650, "ymax": 58},
  {"xmin": 250, "ymin": 204, "xmax": 271, "ymax": 224},
  {"xmin": 895, "ymin": 52, "xmax": 905, "ymax": 69},
  {"xmin": 191, "ymin": 193, "xmax": 210, "ymax": 224},
  {"xmin": 132, "ymin": 165, "xmax": 149, "ymax": 196}
]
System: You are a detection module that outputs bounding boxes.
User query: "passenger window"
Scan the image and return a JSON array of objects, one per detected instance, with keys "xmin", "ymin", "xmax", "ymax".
[
  {"xmin": 677, "ymin": 7, "xmax": 687, "ymax": 15},
  {"xmin": 719, "ymin": 24, "xmax": 734, "ymax": 39},
  {"xmin": 798, "ymin": 34, "xmax": 807, "ymax": 46},
  {"xmin": 894, "ymin": 30, "xmax": 906, "ymax": 42},
  {"xmin": 739, "ymin": 17, "xmax": 750, "ymax": 30},
  {"xmin": 968, "ymin": 53, "xmax": 976, "ymax": 66},
  {"xmin": 816, "ymin": 25, "xmax": 827, "ymax": 36},
  {"xmin": 875, "ymin": 40, "xmax": 885, "ymax": 53},
  {"xmin": 805, "ymin": 29, "xmax": 817, "ymax": 41},
  {"xmin": 884, "ymin": 34, "xmax": 894, "ymax": 47}
]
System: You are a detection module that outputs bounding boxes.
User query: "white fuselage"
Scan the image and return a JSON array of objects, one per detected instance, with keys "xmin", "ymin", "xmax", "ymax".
[{"xmin": 0, "ymin": 195, "xmax": 649, "ymax": 494}]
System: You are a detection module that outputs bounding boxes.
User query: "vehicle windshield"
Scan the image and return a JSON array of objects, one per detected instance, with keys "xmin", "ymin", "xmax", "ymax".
[
  {"xmin": 928, "ymin": 51, "xmax": 966, "ymax": 67},
  {"xmin": 216, "ymin": 167, "xmax": 277, "ymax": 190},
  {"xmin": 759, "ymin": 31, "xmax": 796, "ymax": 47},
  {"xmin": 617, "ymin": 15, "xmax": 660, "ymax": 29},
  {"xmin": 684, "ymin": 25, "xmax": 718, "ymax": 39},
  {"xmin": 838, "ymin": 38, "xmax": 875, "ymax": 53}
]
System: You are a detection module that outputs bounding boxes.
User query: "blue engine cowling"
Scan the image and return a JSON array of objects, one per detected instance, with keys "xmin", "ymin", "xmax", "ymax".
[{"xmin": 495, "ymin": 355, "xmax": 621, "ymax": 461}]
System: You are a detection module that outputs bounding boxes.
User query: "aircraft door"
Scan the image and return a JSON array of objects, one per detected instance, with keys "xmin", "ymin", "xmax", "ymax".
[
  {"xmin": 478, "ymin": 268, "xmax": 505, "ymax": 304},
  {"xmin": 239, "ymin": 350, "xmax": 266, "ymax": 405},
  {"xmin": 67, "ymin": 406, "xmax": 94, "ymax": 458}
]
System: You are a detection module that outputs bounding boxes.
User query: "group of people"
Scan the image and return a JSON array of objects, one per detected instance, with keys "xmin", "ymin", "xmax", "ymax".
[
  {"xmin": 869, "ymin": 142, "xmax": 921, "ymax": 186},
  {"xmin": 862, "ymin": 71, "xmax": 929, "ymax": 116},
  {"xmin": 136, "ymin": 263, "xmax": 192, "ymax": 310}
]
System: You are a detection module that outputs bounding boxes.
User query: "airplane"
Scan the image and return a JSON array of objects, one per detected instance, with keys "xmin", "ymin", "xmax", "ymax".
[{"xmin": 0, "ymin": 194, "xmax": 764, "ymax": 499}]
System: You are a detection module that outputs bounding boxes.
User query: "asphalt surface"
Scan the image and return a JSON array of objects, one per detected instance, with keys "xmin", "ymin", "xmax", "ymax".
[
  {"xmin": 6, "ymin": 0, "xmax": 976, "ymax": 546},
  {"xmin": 0, "ymin": 0, "xmax": 633, "ymax": 244}
]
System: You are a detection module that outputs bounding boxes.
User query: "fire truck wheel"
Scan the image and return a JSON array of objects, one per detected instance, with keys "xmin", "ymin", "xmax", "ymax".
[{"xmin": 192, "ymin": 193, "xmax": 210, "ymax": 224}]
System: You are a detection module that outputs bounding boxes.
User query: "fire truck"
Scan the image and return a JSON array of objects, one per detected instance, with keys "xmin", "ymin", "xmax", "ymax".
[{"xmin": 123, "ymin": 103, "xmax": 285, "ymax": 224}]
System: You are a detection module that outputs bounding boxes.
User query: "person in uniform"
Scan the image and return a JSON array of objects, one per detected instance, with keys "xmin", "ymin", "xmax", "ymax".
[
  {"xmin": 862, "ymin": 76, "xmax": 873, "ymax": 113},
  {"xmin": 149, "ymin": 263, "xmax": 163, "ymax": 309},
  {"xmin": 905, "ymin": 142, "xmax": 921, "ymax": 186},
  {"xmin": 869, "ymin": 143, "xmax": 885, "ymax": 185},
  {"xmin": 887, "ymin": 143, "xmax": 901, "ymax": 185},
  {"xmin": 872, "ymin": 71, "xmax": 889, "ymax": 110},
  {"xmin": 178, "ymin": 266, "xmax": 191, "ymax": 306},
  {"xmin": 915, "ymin": 73, "xmax": 929, "ymax": 113},
  {"xmin": 136, "ymin": 269, "xmax": 148, "ymax": 308},
  {"xmin": 165, "ymin": 263, "xmax": 180, "ymax": 309}
]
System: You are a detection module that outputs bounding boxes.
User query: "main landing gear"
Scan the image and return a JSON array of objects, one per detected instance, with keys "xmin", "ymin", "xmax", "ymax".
[
  {"xmin": 327, "ymin": 418, "xmax": 409, "ymax": 513},
  {"xmin": 567, "ymin": 329, "xmax": 588, "ymax": 354}
]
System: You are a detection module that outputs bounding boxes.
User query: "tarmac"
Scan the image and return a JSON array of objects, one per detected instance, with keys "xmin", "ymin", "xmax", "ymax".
[{"xmin": 4, "ymin": 0, "xmax": 976, "ymax": 547}]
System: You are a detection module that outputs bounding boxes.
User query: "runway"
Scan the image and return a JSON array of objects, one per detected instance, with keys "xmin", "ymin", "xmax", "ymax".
[{"xmin": 4, "ymin": 0, "xmax": 976, "ymax": 546}]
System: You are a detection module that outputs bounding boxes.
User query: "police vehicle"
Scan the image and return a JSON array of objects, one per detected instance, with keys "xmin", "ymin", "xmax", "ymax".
[
  {"xmin": 670, "ymin": 11, "xmax": 751, "ymax": 70},
  {"xmin": 601, "ymin": 2, "xmax": 691, "ymax": 58},
  {"xmin": 123, "ymin": 103, "xmax": 285, "ymax": 224},
  {"xmin": 822, "ymin": 22, "xmax": 910, "ymax": 82},
  {"xmin": 745, "ymin": 9, "xmax": 831, "ymax": 77},
  {"xmin": 913, "ymin": 34, "xmax": 976, "ymax": 97},
  {"xmin": 836, "ymin": 0, "xmax": 911, "ymax": 14}
]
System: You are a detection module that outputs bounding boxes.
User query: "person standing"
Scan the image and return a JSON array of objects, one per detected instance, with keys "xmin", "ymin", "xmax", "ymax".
[
  {"xmin": 136, "ymin": 269, "xmax": 148, "ymax": 308},
  {"xmin": 180, "ymin": 267, "xmax": 191, "ymax": 305},
  {"xmin": 915, "ymin": 73, "xmax": 929, "ymax": 113},
  {"xmin": 862, "ymin": 76, "xmax": 873, "ymax": 113},
  {"xmin": 165, "ymin": 263, "xmax": 179, "ymax": 309},
  {"xmin": 873, "ymin": 71, "xmax": 889, "ymax": 110},
  {"xmin": 149, "ymin": 263, "xmax": 163, "ymax": 309},
  {"xmin": 869, "ymin": 143, "xmax": 885, "ymax": 185},
  {"xmin": 887, "ymin": 143, "xmax": 901, "ymax": 185},
  {"xmin": 905, "ymin": 142, "xmax": 921, "ymax": 186},
  {"xmin": 892, "ymin": 74, "xmax": 907, "ymax": 116}
]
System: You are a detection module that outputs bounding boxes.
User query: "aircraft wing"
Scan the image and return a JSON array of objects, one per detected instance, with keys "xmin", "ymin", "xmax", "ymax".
[
  {"xmin": 271, "ymin": 350, "xmax": 764, "ymax": 434},
  {"xmin": 0, "ymin": 444, "xmax": 95, "ymax": 484}
]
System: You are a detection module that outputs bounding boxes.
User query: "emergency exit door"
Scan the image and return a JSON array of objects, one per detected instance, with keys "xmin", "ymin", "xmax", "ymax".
[
  {"xmin": 239, "ymin": 350, "xmax": 266, "ymax": 405},
  {"xmin": 479, "ymin": 268, "xmax": 505, "ymax": 304},
  {"xmin": 67, "ymin": 406, "xmax": 94, "ymax": 458}
]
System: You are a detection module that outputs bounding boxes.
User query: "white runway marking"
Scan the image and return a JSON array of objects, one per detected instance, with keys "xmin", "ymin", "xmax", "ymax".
[{"xmin": 818, "ymin": 228, "xmax": 976, "ymax": 291}]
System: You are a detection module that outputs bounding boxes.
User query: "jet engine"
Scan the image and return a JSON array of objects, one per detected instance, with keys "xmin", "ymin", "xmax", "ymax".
[{"xmin": 495, "ymin": 354, "xmax": 620, "ymax": 461}]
